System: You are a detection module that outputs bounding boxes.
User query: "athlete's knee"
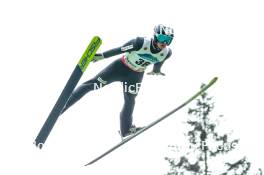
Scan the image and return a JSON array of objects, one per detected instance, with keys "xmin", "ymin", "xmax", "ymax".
[
  {"xmin": 92, "ymin": 77, "xmax": 108, "ymax": 90},
  {"xmin": 82, "ymin": 77, "xmax": 107, "ymax": 91},
  {"xmin": 124, "ymin": 93, "xmax": 136, "ymax": 104},
  {"xmin": 123, "ymin": 82, "xmax": 141, "ymax": 95}
]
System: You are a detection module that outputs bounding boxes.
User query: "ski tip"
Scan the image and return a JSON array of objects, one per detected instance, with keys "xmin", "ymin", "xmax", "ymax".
[
  {"xmin": 209, "ymin": 77, "xmax": 218, "ymax": 85},
  {"xmin": 213, "ymin": 76, "xmax": 218, "ymax": 81},
  {"xmin": 93, "ymin": 35, "xmax": 102, "ymax": 40},
  {"xmin": 84, "ymin": 162, "xmax": 92, "ymax": 166},
  {"xmin": 84, "ymin": 158, "xmax": 100, "ymax": 166},
  {"xmin": 92, "ymin": 36, "xmax": 102, "ymax": 44}
]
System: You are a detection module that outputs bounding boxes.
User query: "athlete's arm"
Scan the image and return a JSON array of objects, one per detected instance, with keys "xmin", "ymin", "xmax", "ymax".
[
  {"xmin": 104, "ymin": 37, "xmax": 144, "ymax": 58},
  {"xmin": 150, "ymin": 49, "xmax": 172, "ymax": 74},
  {"xmin": 92, "ymin": 37, "xmax": 144, "ymax": 62}
]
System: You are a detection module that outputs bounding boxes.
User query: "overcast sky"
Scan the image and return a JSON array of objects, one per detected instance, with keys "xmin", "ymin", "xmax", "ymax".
[{"xmin": 0, "ymin": 0, "xmax": 263, "ymax": 174}]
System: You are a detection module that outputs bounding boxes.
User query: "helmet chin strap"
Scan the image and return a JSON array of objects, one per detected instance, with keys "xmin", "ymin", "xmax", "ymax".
[{"xmin": 151, "ymin": 38, "xmax": 161, "ymax": 51}]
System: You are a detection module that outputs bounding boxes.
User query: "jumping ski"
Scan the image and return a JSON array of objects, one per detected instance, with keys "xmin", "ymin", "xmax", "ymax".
[
  {"xmin": 84, "ymin": 77, "xmax": 218, "ymax": 166},
  {"xmin": 34, "ymin": 36, "xmax": 102, "ymax": 149}
]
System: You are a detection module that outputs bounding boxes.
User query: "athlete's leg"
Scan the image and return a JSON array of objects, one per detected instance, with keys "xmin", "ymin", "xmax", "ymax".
[
  {"xmin": 61, "ymin": 59, "xmax": 124, "ymax": 114},
  {"xmin": 120, "ymin": 71, "xmax": 144, "ymax": 136}
]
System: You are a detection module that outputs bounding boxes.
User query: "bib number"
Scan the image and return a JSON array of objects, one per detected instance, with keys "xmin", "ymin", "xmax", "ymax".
[{"xmin": 135, "ymin": 58, "xmax": 151, "ymax": 67}]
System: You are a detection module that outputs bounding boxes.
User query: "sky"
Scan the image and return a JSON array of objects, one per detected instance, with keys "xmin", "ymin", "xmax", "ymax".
[{"xmin": 0, "ymin": 0, "xmax": 264, "ymax": 174}]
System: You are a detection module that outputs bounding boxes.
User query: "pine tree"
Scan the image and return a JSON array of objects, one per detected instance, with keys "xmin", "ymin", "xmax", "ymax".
[
  {"xmin": 165, "ymin": 84, "xmax": 254, "ymax": 175},
  {"xmin": 255, "ymin": 168, "xmax": 263, "ymax": 175}
]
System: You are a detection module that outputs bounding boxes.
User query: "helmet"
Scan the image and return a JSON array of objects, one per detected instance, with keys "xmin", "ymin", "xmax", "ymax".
[{"xmin": 154, "ymin": 24, "xmax": 174, "ymax": 45}]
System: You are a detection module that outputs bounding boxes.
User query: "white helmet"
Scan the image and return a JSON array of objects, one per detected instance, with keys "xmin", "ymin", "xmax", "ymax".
[{"xmin": 154, "ymin": 24, "xmax": 174, "ymax": 45}]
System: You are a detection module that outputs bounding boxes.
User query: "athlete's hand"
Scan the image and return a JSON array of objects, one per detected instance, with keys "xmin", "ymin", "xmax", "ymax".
[
  {"xmin": 147, "ymin": 71, "xmax": 165, "ymax": 76},
  {"xmin": 92, "ymin": 53, "xmax": 105, "ymax": 63}
]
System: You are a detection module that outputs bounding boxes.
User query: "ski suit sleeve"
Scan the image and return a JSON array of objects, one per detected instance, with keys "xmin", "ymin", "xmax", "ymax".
[
  {"xmin": 152, "ymin": 48, "xmax": 172, "ymax": 73},
  {"xmin": 98, "ymin": 37, "xmax": 144, "ymax": 58}
]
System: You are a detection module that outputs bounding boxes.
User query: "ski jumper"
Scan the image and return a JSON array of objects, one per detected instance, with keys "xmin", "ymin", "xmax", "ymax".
[{"xmin": 61, "ymin": 37, "xmax": 172, "ymax": 136}]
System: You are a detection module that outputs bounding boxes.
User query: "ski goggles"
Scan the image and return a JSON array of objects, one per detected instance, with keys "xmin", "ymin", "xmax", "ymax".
[{"xmin": 155, "ymin": 34, "xmax": 173, "ymax": 45}]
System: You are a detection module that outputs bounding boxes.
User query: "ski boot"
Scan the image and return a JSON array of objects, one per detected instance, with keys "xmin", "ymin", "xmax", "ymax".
[{"xmin": 119, "ymin": 125, "xmax": 144, "ymax": 141}]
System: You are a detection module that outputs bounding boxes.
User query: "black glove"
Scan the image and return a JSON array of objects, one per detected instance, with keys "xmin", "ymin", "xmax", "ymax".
[
  {"xmin": 92, "ymin": 53, "xmax": 105, "ymax": 63},
  {"xmin": 147, "ymin": 71, "xmax": 165, "ymax": 76}
]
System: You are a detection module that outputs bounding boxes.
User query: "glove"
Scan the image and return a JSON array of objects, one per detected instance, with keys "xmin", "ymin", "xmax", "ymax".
[
  {"xmin": 92, "ymin": 53, "xmax": 105, "ymax": 63},
  {"xmin": 147, "ymin": 71, "xmax": 165, "ymax": 76}
]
